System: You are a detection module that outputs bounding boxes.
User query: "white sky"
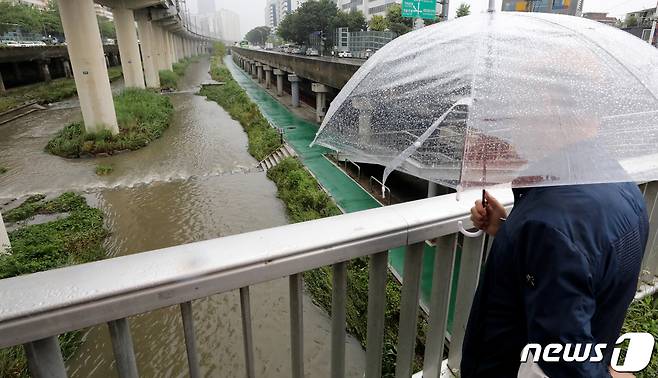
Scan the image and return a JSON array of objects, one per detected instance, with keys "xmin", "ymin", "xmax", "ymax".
[{"xmin": 188, "ymin": 0, "xmax": 658, "ymax": 39}]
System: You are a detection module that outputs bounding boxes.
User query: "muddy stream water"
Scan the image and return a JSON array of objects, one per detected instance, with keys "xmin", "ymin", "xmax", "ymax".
[{"xmin": 0, "ymin": 58, "xmax": 366, "ymax": 377}]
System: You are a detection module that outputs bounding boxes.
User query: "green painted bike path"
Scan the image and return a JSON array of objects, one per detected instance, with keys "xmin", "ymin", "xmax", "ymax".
[{"xmin": 225, "ymin": 56, "xmax": 460, "ymax": 326}]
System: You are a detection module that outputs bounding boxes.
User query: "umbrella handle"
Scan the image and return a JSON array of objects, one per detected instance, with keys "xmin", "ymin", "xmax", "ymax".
[{"xmin": 458, "ymin": 220, "xmax": 484, "ymax": 238}]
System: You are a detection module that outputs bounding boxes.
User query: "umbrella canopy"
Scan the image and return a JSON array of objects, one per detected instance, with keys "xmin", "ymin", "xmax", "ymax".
[{"xmin": 312, "ymin": 11, "xmax": 658, "ymax": 192}]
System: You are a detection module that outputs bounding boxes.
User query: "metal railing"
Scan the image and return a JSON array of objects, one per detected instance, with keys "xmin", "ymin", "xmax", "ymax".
[
  {"xmin": 1, "ymin": 184, "xmax": 657, "ymax": 378},
  {"xmin": 343, "ymin": 158, "xmax": 361, "ymax": 180}
]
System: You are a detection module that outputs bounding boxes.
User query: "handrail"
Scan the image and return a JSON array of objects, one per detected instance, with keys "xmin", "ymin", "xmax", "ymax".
[
  {"xmin": 0, "ymin": 188, "xmax": 512, "ymax": 348},
  {"xmin": 343, "ymin": 158, "xmax": 361, "ymax": 180},
  {"xmin": 369, "ymin": 175, "xmax": 393, "ymax": 205}
]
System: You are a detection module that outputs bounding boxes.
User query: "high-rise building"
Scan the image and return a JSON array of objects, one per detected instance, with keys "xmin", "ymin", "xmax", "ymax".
[
  {"xmin": 7, "ymin": 0, "xmax": 47, "ymax": 8},
  {"xmin": 501, "ymin": 0, "xmax": 582, "ymax": 16},
  {"xmin": 94, "ymin": 4, "xmax": 113, "ymax": 21},
  {"xmin": 214, "ymin": 9, "xmax": 241, "ymax": 42},
  {"xmin": 197, "ymin": 0, "xmax": 216, "ymax": 15},
  {"xmin": 265, "ymin": 0, "xmax": 280, "ymax": 29}
]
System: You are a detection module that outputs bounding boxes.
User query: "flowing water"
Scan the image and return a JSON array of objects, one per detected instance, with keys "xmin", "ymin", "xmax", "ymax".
[{"xmin": 0, "ymin": 58, "xmax": 366, "ymax": 377}]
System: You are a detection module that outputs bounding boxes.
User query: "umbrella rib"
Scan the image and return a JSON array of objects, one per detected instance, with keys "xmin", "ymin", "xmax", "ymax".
[{"xmin": 522, "ymin": 13, "xmax": 658, "ymax": 103}]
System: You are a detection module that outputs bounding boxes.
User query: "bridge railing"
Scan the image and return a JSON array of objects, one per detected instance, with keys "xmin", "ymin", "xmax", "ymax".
[{"xmin": 0, "ymin": 183, "xmax": 656, "ymax": 378}]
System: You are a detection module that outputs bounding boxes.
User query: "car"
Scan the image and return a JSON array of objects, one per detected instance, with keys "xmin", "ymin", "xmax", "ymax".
[
  {"xmin": 364, "ymin": 48, "xmax": 373, "ymax": 58},
  {"xmin": 338, "ymin": 51, "xmax": 352, "ymax": 58},
  {"xmin": 291, "ymin": 47, "xmax": 302, "ymax": 54},
  {"xmin": 5, "ymin": 41, "xmax": 21, "ymax": 47},
  {"xmin": 306, "ymin": 48, "xmax": 319, "ymax": 56}
]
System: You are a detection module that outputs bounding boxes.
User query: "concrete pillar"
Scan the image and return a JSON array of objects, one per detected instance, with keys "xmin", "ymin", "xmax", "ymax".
[
  {"xmin": 251, "ymin": 63, "xmax": 257, "ymax": 78},
  {"xmin": 264, "ymin": 65, "xmax": 272, "ymax": 89},
  {"xmin": 0, "ymin": 71, "xmax": 5, "ymax": 93},
  {"xmin": 256, "ymin": 63, "xmax": 263, "ymax": 83},
  {"xmin": 114, "ymin": 6, "xmax": 145, "ymax": 88},
  {"xmin": 40, "ymin": 61, "xmax": 51, "ymax": 83},
  {"xmin": 353, "ymin": 97, "xmax": 374, "ymax": 144},
  {"xmin": 135, "ymin": 10, "xmax": 160, "ymax": 88},
  {"xmin": 105, "ymin": 55, "xmax": 111, "ymax": 68},
  {"xmin": 57, "ymin": 0, "xmax": 118, "ymax": 134},
  {"xmin": 12, "ymin": 62, "xmax": 22, "ymax": 82},
  {"xmin": 150, "ymin": 25, "xmax": 165, "ymax": 71},
  {"xmin": 0, "ymin": 212, "xmax": 9, "ymax": 253},
  {"xmin": 63, "ymin": 60, "xmax": 72, "ymax": 78},
  {"xmin": 289, "ymin": 74, "xmax": 300, "ymax": 107},
  {"xmin": 163, "ymin": 30, "xmax": 173, "ymax": 70},
  {"xmin": 312, "ymin": 82, "xmax": 329, "ymax": 122},
  {"xmin": 427, "ymin": 182, "xmax": 439, "ymax": 197},
  {"xmin": 274, "ymin": 69, "xmax": 284, "ymax": 97},
  {"xmin": 167, "ymin": 32, "xmax": 177, "ymax": 64},
  {"xmin": 111, "ymin": 54, "xmax": 119, "ymax": 66}
]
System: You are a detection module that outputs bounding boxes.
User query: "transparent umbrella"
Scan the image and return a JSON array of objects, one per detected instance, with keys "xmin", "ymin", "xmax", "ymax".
[{"xmin": 311, "ymin": 11, "xmax": 658, "ymax": 195}]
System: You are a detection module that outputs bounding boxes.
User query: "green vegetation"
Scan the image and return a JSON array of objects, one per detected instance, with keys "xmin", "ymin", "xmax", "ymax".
[
  {"xmin": 621, "ymin": 295, "xmax": 658, "ymax": 377},
  {"xmin": 46, "ymin": 88, "xmax": 173, "ymax": 158},
  {"xmin": 159, "ymin": 69, "xmax": 179, "ymax": 90},
  {"xmin": 245, "ymin": 26, "xmax": 272, "ymax": 46},
  {"xmin": 95, "ymin": 164, "xmax": 113, "ymax": 176},
  {"xmin": 199, "ymin": 44, "xmax": 281, "ymax": 160},
  {"xmin": 277, "ymin": 0, "xmax": 366, "ymax": 46},
  {"xmin": 456, "ymin": 2, "xmax": 471, "ymax": 17},
  {"xmin": 0, "ymin": 66, "xmax": 123, "ymax": 113},
  {"xmin": 0, "ymin": 193, "xmax": 108, "ymax": 377},
  {"xmin": 267, "ymin": 158, "xmax": 342, "ymax": 222},
  {"xmin": 172, "ymin": 57, "xmax": 192, "ymax": 76}
]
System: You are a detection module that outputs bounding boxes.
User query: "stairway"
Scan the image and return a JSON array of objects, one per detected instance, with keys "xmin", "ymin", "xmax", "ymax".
[
  {"xmin": 0, "ymin": 102, "xmax": 45, "ymax": 125},
  {"xmin": 258, "ymin": 143, "xmax": 297, "ymax": 171}
]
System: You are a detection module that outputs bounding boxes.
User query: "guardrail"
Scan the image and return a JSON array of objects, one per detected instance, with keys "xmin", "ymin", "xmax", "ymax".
[{"xmin": 0, "ymin": 183, "xmax": 656, "ymax": 378}]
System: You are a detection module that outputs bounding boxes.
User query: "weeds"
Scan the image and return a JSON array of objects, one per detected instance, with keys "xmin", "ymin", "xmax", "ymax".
[
  {"xmin": 95, "ymin": 164, "xmax": 113, "ymax": 175},
  {"xmin": 159, "ymin": 69, "xmax": 179, "ymax": 90},
  {"xmin": 0, "ymin": 193, "xmax": 108, "ymax": 377},
  {"xmin": 46, "ymin": 89, "xmax": 173, "ymax": 158}
]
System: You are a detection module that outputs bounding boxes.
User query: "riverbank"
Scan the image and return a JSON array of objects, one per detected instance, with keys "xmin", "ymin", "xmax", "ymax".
[
  {"xmin": 214, "ymin": 44, "xmax": 427, "ymax": 375},
  {"xmin": 199, "ymin": 49, "xmax": 281, "ymax": 161},
  {"xmin": 45, "ymin": 89, "xmax": 174, "ymax": 158},
  {"xmin": 0, "ymin": 67, "xmax": 123, "ymax": 113},
  {"xmin": 0, "ymin": 193, "xmax": 109, "ymax": 377}
]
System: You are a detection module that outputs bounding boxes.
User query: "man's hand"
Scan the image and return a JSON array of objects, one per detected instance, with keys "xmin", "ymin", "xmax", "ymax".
[{"xmin": 470, "ymin": 191, "xmax": 507, "ymax": 237}]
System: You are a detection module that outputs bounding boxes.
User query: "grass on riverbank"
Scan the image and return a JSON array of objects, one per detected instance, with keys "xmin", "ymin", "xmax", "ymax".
[
  {"xmin": 268, "ymin": 157, "xmax": 428, "ymax": 376},
  {"xmin": 95, "ymin": 164, "xmax": 113, "ymax": 176},
  {"xmin": 173, "ymin": 57, "xmax": 192, "ymax": 76},
  {"xmin": 199, "ymin": 47, "xmax": 281, "ymax": 161},
  {"xmin": 622, "ymin": 295, "xmax": 658, "ymax": 377},
  {"xmin": 0, "ymin": 192, "xmax": 109, "ymax": 377},
  {"xmin": 159, "ymin": 69, "xmax": 179, "ymax": 90},
  {"xmin": 45, "ymin": 88, "xmax": 173, "ymax": 158},
  {"xmin": 0, "ymin": 66, "xmax": 123, "ymax": 113}
]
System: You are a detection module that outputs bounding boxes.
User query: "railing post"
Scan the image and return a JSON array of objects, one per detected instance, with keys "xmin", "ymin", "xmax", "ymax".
[
  {"xmin": 423, "ymin": 234, "xmax": 458, "ymax": 378},
  {"xmin": 180, "ymin": 301, "xmax": 200, "ymax": 378},
  {"xmin": 24, "ymin": 336, "xmax": 67, "ymax": 378},
  {"xmin": 447, "ymin": 235, "xmax": 486, "ymax": 376},
  {"xmin": 641, "ymin": 181, "xmax": 658, "ymax": 281},
  {"xmin": 331, "ymin": 261, "xmax": 347, "ymax": 378},
  {"xmin": 395, "ymin": 242, "xmax": 425, "ymax": 378},
  {"xmin": 365, "ymin": 251, "xmax": 389, "ymax": 378},
  {"xmin": 289, "ymin": 273, "xmax": 304, "ymax": 378},
  {"xmin": 108, "ymin": 318, "xmax": 139, "ymax": 378},
  {"xmin": 240, "ymin": 287, "xmax": 256, "ymax": 378}
]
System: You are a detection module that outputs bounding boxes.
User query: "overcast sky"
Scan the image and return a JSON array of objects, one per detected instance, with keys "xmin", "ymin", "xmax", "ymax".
[{"xmin": 188, "ymin": 0, "xmax": 658, "ymax": 39}]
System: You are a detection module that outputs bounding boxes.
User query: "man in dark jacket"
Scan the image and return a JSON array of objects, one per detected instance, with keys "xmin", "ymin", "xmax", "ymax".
[{"xmin": 461, "ymin": 183, "xmax": 649, "ymax": 377}]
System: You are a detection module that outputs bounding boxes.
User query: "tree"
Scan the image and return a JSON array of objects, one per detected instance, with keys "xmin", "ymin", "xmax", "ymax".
[
  {"xmin": 624, "ymin": 14, "xmax": 638, "ymax": 28},
  {"xmin": 368, "ymin": 15, "xmax": 389, "ymax": 31},
  {"xmin": 456, "ymin": 3, "xmax": 471, "ymax": 17},
  {"xmin": 0, "ymin": 2, "xmax": 42, "ymax": 35},
  {"xmin": 97, "ymin": 16, "xmax": 116, "ymax": 39},
  {"xmin": 385, "ymin": 4, "xmax": 413, "ymax": 36},
  {"xmin": 277, "ymin": 0, "xmax": 339, "ymax": 45},
  {"xmin": 245, "ymin": 26, "xmax": 271, "ymax": 45},
  {"xmin": 41, "ymin": 0, "xmax": 62, "ymax": 37},
  {"xmin": 347, "ymin": 10, "xmax": 367, "ymax": 31}
]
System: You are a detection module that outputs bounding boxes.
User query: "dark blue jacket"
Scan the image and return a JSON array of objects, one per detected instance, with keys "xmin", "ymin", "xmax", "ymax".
[{"xmin": 460, "ymin": 183, "xmax": 649, "ymax": 377}]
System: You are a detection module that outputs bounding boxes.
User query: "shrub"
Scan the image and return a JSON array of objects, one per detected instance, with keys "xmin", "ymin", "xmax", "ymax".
[
  {"xmin": 159, "ymin": 69, "xmax": 179, "ymax": 90},
  {"xmin": 95, "ymin": 164, "xmax": 113, "ymax": 176},
  {"xmin": 172, "ymin": 58, "xmax": 191, "ymax": 76}
]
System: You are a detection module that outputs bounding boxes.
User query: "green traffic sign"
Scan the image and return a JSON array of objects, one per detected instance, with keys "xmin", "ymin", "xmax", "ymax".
[{"xmin": 401, "ymin": 0, "xmax": 437, "ymax": 19}]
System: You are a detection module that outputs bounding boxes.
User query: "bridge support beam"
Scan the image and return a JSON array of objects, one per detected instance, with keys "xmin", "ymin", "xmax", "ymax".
[
  {"xmin": 312, "ymin": 83, "xmax": 329, "ymax": 123},
  {"xmin": 114, "ymin": 5, "xmax": 145, "ymax": 89},
  {"xmin": 0, "ymin": 212, "xmax": 9, "ymax": 251},
  {"xmin": 57, "ymin": 0, "xmax": 119, "ymax": 134},
  {"xmin": 0, "ymin": 71, "xmax": 5, "ymax": 94},
  {"xmin": 274, "ymin": 69, "xmax": 284, "ymax": 97},
  {"xmin": 63, "ymin": 60, "xmax": 72, "ymax": 78},
  {"xmin": 163, "ymin": 30, "xmax": 173, "ymax": 70},
  {"xmin": 288, "ymin": 74, "xmax": 300, "ymax": 107},
  {"xmin": 263, "ymin": 65, "xmax": 272, "ymax": 89},
  {"xmin": 40, "ymin": 61, "xmax": 51, "ymax": 83},
  {"xmin": 167, "ymin": 32, "xmax": 176, "ymax": 64},
  {"xmin": 135, "ymin": 11, "xmax": 160, "ymax": 88},
  {"xmin": 256, "ymin": 63, "xmax": 263, "ymax": 83},
  {"xmin": 251, "ymin": 62, "xmax": 257, "ymax": 78},
  {"xmin": 152, "ymin": 25, "xmax": 167, "ymax": 71}
]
